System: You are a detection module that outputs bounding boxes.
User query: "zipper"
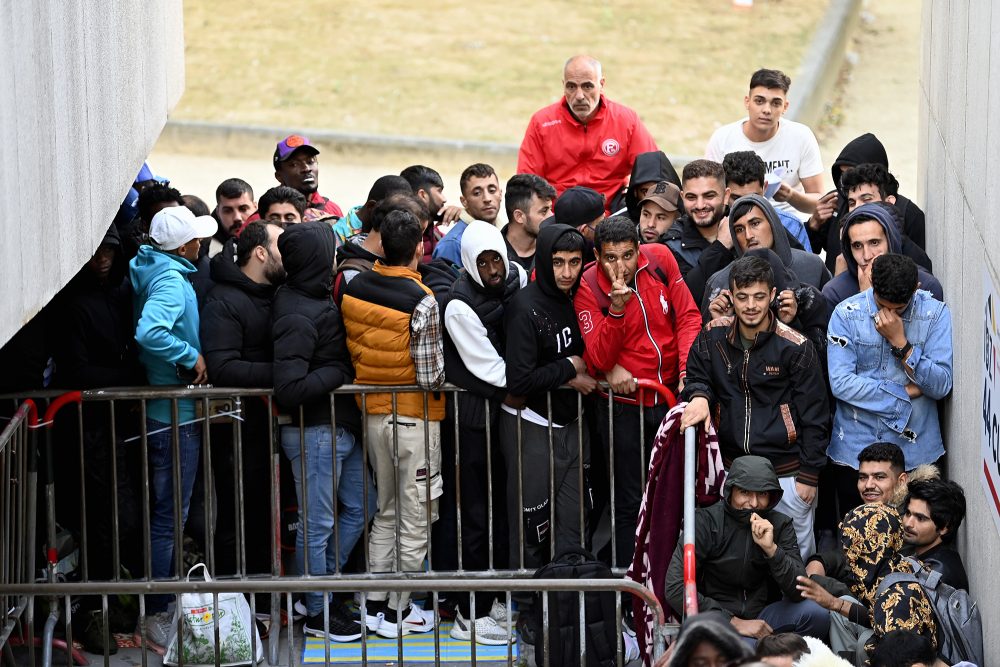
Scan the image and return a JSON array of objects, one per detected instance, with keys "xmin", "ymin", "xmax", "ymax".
[
  {"xmin": 634, "ymin": 278, "xmax": 665, "ymax": 391},
  {"xmin": 739, "ymin": 529, "xmax": 751, "ymax": 618},
  {"xmin": 741, "ymin": 348, "xmax": 751, "ymax": 454}
]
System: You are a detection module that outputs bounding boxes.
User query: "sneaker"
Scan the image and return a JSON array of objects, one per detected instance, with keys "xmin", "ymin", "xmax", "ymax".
[
  {"xmin": 303, "ymin": 604, "xmax": 363, "ymax": 643},
  {"xmin": 622, "ymin": 619, "xmax": 639, "ymax": 662},
  {"xmin": 400, "ymin": 601, "xmax": 436, "ymax": 634},
  {"xmin": 450, "ymin": 611, "xmax": 512, "ymax": 646},
  {"xmin": 133, "ymin": 611, "xmax": 175, "ymax": 656},
  {"xmin": 374, "ymin": 616, "xmax": 410, "ymax": 639},
  {"xmin": 358, "ymin": 610, "xmax": 384, "ymax": 633},
  {"xmin": 81, "ymin": 610, "xmax": 118, "ymax": 655},
  {"xmin": 515, "ymin": 613, "xmax": 536, "ymax": 646},
  {"xmin": 488, "ymin": 599, "xmax": 510, "ymax": 624}
]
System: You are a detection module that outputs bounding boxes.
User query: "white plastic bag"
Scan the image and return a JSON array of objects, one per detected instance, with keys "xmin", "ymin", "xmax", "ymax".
[{"xmin": 163, "ymin": 564, "xmax": 263, "ymax": 666}]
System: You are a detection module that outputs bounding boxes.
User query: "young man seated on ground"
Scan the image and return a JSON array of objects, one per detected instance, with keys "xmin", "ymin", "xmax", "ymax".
[
  {"xmin": 664, "ymin": 456, "xmax": 830, "ymax": 646},
  {"xmin": 901, "ymin": 478, "xmax": 968, "ymax": 590}
]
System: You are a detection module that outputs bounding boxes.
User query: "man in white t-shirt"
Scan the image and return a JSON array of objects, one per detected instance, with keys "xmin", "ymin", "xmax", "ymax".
[{"xmin": 706, "ymin": 69, "xmax": 824, "ymax": 223}]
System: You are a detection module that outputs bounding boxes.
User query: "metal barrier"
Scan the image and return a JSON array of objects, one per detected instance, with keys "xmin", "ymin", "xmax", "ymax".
[{"xmin": 0, "ymin": 380, "xmax": 695, "ymax": 665}]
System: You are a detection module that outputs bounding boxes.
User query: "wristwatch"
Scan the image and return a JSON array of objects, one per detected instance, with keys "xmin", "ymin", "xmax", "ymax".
[{"xmin": 890, "ymin": 341, "xmax": 913, "ymax": 360}]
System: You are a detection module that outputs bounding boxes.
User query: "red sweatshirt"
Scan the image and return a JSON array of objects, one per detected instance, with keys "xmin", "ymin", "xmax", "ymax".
[
  {"xmin": 517, "ymin": 95, "xmax": 657, "ymax": 213},
  {"xmin": 574, "ymin": 244, "xmax": 702, "ymax": 405}
]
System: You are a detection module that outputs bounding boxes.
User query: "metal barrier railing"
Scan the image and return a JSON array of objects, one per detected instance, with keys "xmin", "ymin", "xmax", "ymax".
[{"xmin": 0, "ymin": 380, "xmax": 696, "ymax": 666}]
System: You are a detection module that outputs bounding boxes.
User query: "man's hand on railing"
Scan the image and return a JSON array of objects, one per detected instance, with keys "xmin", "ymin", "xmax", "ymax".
[
  {"xmin": 679, "ymin": 396, "xmax": 711, "ymax": 432},
  {"xmin": 605, "ymin": 364, "xmax": 637, "ymax": 395},
  {"xmin": 503, "ymin": 393, "xmax": 526, "ymax": 409},
  {"xmin": 567, "ymin": 373, "xmax": 597, "ymax": 395}
]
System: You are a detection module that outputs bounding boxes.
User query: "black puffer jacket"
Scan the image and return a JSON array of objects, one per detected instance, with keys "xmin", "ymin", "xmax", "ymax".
[
  {"xmin": 200, "ymin": 237, "xmax": 276, "ymax": 388},
  {"xmin": 271, "ymin": 221, "xmax": 360, "ymax": 432},
  {"xmin": 664, "ymin": 456, "xmax": 805, "ymax": 620}
]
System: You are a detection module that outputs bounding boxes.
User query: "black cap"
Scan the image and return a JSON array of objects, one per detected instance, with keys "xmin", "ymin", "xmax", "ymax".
[{"xmin": 554, "ymin": 186, "xmax": 605, "ymax": 227}]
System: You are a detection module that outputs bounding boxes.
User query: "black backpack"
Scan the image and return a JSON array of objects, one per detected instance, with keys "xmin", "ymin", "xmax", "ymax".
[
  {"xmin": 877, "ymin": 556, "xmax": 984, "ymax": 667},
  {"xmin": 529, "ymin": 548, "xmax": 618, "ymax": 667}
]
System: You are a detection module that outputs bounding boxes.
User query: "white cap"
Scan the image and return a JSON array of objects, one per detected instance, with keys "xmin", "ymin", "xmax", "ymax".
[{"xmin": 149, "ymin": 206, "xmax": 218, "ymax": 251}]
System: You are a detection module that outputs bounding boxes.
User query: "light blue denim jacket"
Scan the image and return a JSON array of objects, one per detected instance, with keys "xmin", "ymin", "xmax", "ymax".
[{"xmin": 827, "ymin": 288, "xmax": 952, "ymax": 469}]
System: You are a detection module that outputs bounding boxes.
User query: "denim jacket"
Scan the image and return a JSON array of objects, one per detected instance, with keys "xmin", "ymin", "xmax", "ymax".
[{"xmin": 827, "ymin": 288, "xmax": 952, "ymax": 469}]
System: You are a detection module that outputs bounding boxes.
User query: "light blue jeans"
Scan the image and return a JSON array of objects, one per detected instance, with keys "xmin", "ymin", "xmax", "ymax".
[
  {"xmin": 281, "ymin": 425, "xmax": 376, "ymax": 615},
  {"xmin": 147, "ymin": 418, "xmax": 201, "ymax": 613}
]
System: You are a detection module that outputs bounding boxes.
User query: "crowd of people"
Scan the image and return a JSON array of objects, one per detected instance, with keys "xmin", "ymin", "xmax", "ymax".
[{"xmin": 1, "ymin": 57, "xmax": 976, "ymax": 667}]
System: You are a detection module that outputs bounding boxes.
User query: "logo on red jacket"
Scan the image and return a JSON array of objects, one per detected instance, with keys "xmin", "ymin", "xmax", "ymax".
[{"xmin": 601, "ymin": 138, "xmax": 620, "ymax": 157}]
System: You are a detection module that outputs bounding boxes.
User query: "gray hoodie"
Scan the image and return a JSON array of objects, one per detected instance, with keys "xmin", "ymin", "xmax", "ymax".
[{"xmin": 702, "ymin": 195, "xmax": 831, "ymax": 313}]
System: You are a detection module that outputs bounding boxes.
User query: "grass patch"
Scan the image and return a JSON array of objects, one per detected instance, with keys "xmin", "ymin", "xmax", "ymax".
[{"xmin": 176, "ymin": 0, "xmax": 828, "ymax": 155}]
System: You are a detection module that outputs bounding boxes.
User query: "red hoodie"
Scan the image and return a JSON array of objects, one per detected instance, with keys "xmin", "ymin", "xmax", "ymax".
[
  {"xmin": 517, "ymin": 95, "xmax": 657, "ymax": 213},
  {"xmin": 574, "ymin": 244, "xmax": 702, "ymax": 406}
]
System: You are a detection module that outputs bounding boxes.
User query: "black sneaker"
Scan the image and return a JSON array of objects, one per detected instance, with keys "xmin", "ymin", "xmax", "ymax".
[{"xmin": 303, "ymin": 603, "xmax": 363, "ymax": 643}]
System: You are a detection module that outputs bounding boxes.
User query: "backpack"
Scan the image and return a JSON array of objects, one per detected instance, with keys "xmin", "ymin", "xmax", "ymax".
[
  {"xmin": 877, "ymin": 556, "xmax": 984, "ymax": 667},
  {"xmin": 528, "ymin": 548, "xmax": 618, "ymax": 667},
  {"xmin": 580, "ymin": 246, "xmax": 674, "ymax": 316}
]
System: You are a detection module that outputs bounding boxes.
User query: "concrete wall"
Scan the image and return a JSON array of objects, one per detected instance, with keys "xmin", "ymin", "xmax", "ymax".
[
  {"xmin": 0, "ymin": 1, "xmax": 184, "ymax": 345},
  {"xmin": 919, "ymin": 0, "xmax": 999, "ymax": 661}
]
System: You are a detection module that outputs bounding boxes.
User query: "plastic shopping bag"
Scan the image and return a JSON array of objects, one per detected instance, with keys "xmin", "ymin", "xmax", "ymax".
[{"xmin": 163, "ymin": 564, "xmax": 263, "ymax": 666}]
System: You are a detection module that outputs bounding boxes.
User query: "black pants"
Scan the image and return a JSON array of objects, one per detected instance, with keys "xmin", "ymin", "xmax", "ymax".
[{"xmin": 595, "ymin": 400, "xmax": 669, "ymax": 569}]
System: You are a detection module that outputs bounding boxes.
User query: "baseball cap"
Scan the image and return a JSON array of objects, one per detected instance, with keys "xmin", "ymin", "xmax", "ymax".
[
  {"xmin": 554, "ymin": 186, "xmax": 605, "ymax": 227},
  {"xmin": 149, "ymin": 206, "xmax": 218, "ymax": 251},
  {"xmin": 638, "ymin": 181, "xmax": 681, "ymax": 212},
  {"xmin": 273, "ymin": 135, "xmax": 320, "ymax": 167}
]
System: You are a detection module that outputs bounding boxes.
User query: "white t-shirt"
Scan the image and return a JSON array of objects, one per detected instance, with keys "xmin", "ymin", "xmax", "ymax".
[{"xmin": 705, "ymin": 117, "xmax": 823, "ymax": 222}]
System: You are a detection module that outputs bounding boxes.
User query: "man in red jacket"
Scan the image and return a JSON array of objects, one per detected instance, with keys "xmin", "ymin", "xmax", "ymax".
[
  {"xmin": 517, "ymin": 56, "xmax": 658, "ymax": 213},
  {"xmin": 574, "ymin": 216, "xmax": 701, "ymax": 571}
]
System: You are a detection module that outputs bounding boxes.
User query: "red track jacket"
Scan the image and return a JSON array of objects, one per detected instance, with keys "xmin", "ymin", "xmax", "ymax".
[
  {"xmin": 574, "ymin": 244, "xmax": 701, "ymax": 406},
  {"xmin": 517, "ymin": 95, "xmax": 657, "ymax": 213}
]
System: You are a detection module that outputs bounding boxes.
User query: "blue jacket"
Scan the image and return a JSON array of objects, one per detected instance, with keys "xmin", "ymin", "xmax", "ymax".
[
  {"xmin": 827, "ymin": 288, "xmax": 952, "ymax": 469},
  {"xmin": 431, "ymin": 220, "xmax": 468, "ymax": 267},
  {"xmin": 129, "ymin": 245, "xmax": 201, "ymax": 423}
]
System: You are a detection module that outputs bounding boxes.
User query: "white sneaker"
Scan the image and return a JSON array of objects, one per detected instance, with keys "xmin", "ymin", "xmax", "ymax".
[
  {"xmin": 623, "ymin": 621, "xmax": 640, "ymax": 662},
  {"xmin": 374, "ymin": 615, "xmax": 410, "ymax": 639},
  {"xmin": 450, "ymin": 611, "xmax": 512, "ymax": 646},
  {"xmin": 488, "ymin": 599, "xmax": 510, "ymax": 623},
  {"xmin": 401, "ymin": 601, "xmax": 436, "ymax": 633},
  {"xmin": 133, "ymin": 611, "xmax": 175, "ymax": 656},
  {"xmin": 360, "ymin": 610, "xmax": 384, "ymax": 633}
]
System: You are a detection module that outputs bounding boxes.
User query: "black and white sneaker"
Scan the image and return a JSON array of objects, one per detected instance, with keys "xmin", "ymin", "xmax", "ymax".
[{"xmin": 303, "ymin": 603, "xmax": 363, "ymax": 643}]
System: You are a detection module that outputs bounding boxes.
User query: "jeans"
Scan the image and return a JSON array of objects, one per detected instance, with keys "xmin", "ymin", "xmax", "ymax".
[
  {"xmin": 281, "ymin": 425, "xmax": 375, "ymax": 616},
  {"xmin": 147, "ymin": 418, "xmax": 202, "ymax": 613}
]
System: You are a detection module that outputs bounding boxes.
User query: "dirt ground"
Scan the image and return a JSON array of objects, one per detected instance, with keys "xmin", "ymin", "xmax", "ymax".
[
  {"xmin": 176, "ymin": 0, "xmax": 826, "ymax": 155},
  {"xmin": 152, "ymin": 0, "xmax": 920, "ymax": 214}
]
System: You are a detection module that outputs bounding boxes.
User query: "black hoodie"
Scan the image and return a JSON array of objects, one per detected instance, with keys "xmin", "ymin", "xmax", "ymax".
[
  {"xmin": 271, "ymin": 221, "xmax": 360, "ymax": 431},
  {"xmin": 611, "ymin": 151, "xmax": 682, "ymax": 222},
  {"xmin": 200, "ymin": 237, "xmax": 277, "ymax": 388},
  {"xmin": 813, "ymin": 133, "xmax": 927, "ymax": 270},
  {"xmin": 664, "ymin": 456, "xmax": 804, "ymax": 620},
  {"xmin": 504, "ymin": 224, "xmax": 586, "ymax": 425}
]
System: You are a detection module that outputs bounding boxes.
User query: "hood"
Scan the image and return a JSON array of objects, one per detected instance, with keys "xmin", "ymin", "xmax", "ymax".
[
  {"xmin": 743, "ymin": 248, "xmax": 798, "ymax": 294},
  {"xmin": 728, "ymin": 194, "xmax": 793, "ymax": 266},
  {"xmin": 722, "ymin": 455, "xmax": 783, "ymax": 522},
  {"xmin": 667, "ymin": 617, "xmax": 753, "ymax": 667},
  {"xmin": 129, "ymin": 244, "xmax": 196, "ymax": 294},
  {"xmin": 460, "ymin": 221, "xmax": 510, "ymax": 289},
  {"xmin": 838, "ymin": 202, "xmax": 902, "ymax": 278},
  {"xmin": 891, "ymin": 463, "xmax": 940, "ymax": 509},
  {"xmin": 79, "ymin": 223, "xmax": 127, "ymax": 288},
  {"xmin": 832, "ymin": 133, "xmax": 888, "ymax": 194},
  {"xmin": 278, "ymin": 220, "xmax": 336, "ymax": 298},
  {"xmin": 625, "ymin": 151, "xmax": 681, "ymax": 221},
  {"xmin": 839, "ymin": 503, "xmax": 910, "ymax": 605},
  {"xmin": 208, "ymin": 236, "xmax": 276, "ymax": 298},
  {"xmin": 535, "ymin": 223, "xmax": 584, "ymax": 299}
]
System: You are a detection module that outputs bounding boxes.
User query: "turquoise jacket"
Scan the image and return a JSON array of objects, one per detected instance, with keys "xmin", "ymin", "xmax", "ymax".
[{"xmin": 129, "ymin": 245, "xmax": 201, "ymax": 423}]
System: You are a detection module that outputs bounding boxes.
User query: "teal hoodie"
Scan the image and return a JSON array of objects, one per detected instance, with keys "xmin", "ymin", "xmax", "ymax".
[{"xmin": 129, "ymin": 245, "xmax": 201, "ymax": 423}]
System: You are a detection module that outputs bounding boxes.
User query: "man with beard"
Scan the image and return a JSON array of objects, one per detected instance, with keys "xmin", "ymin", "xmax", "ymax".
[
  {"xmin": 501, "ymin": 173, "xmax": 555, "ymax": 271},
  {"xmin": 433, "ymin": 163, "xmax": 504, "ymax": 267},
  {"xmin": 213, "ymin": 178, "xmax": 257, "ymax": 254},
  {"xmin": 200, "ymin": 221, "xmax": 285, "ymax": 578},
  {"xmin": 900, "ymin": 479, "xmax": 968, "ymax": 591},
  {"xmin": 400, "ymin": 164, "xmax": 465, "ymax": 262},
  {"xmin": 518, "ymin": 56, "xmax": 657, "ymax": 211},
  {"xmin": 681, "ymin": 255, "xmax": 830, "ymax": 558},
  {"xmin": 663, "ymin": 160, "xmax": 730, "ymax": 280},
  {"xmin": 636, "ymin": 180, "xmax": 681, "ymax": 245},
  {"xmin": 441, "ymin": 221, "xmax": 527, "ymax": 645},
  {"xmin": 273, "ymin": 134, "xmax": 344, "ymax": 222}
]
